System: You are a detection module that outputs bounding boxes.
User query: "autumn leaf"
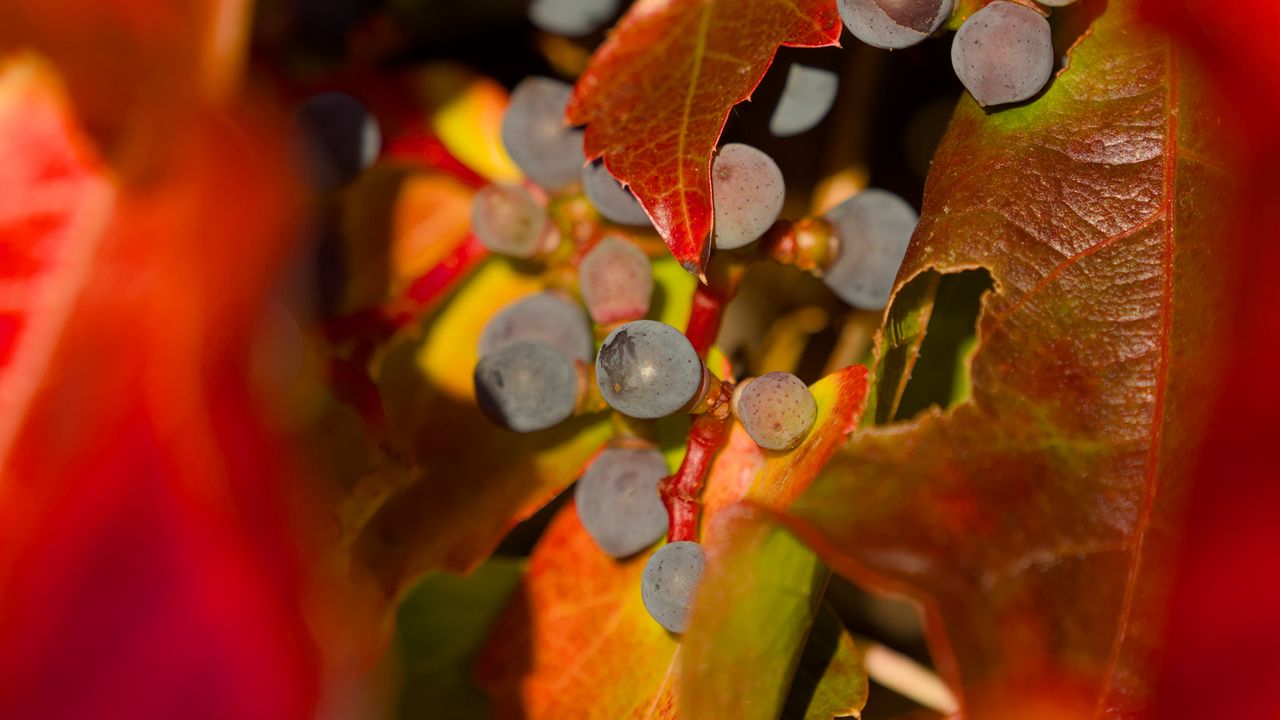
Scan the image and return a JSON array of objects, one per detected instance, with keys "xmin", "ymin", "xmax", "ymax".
[
  {"xmin": 0, "ymin": 52, "xmax": 317, "ymax": 718},
  {"xmin": 567, "ymin": 0, "xmax": 841, "ymax": 276},
  {"xmin": 476, "ymin": 365, "xmax": 868, "ymax": 719},
  {"xmin": 769, "ymin": 2, "xmax": 1233, "ymax": 717}
]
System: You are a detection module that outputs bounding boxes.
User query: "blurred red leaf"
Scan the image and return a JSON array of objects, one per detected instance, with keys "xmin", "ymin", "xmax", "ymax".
[
  {"xmin": 771, "ymin": 2, "xmax": 1237, "ymax": 717},
  {"xmin": 567, "ymin": 0, "xmax": 841, "ymax": 276},
  {"xmin": 0, "ymin": 49, "xmax": 317, "ymax": 720}
]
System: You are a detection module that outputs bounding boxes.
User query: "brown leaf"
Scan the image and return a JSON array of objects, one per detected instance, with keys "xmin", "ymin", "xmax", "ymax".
[{"xmin": 778, "ymin": 3, "xmax": 1232, "ymax": 716}]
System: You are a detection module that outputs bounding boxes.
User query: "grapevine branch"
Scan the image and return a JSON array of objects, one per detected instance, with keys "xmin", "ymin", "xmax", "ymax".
[{"xmin": 659, "ymin": 380, "xmax": 733, "ymax": 542}]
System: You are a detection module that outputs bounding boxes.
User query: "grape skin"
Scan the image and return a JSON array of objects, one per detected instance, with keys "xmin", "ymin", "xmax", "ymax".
[
  {"xmin": 641, "ymin": 541, "xmax": 706, "ymax": 633},
  {"xmin": 735, "ymin": 372, "xmax": 818, "ymax": 451},
  {"xmin": 838, "ymin": 0, "xmax": 954, "ymax": 50},
  {"xmin": 574, "ymin": 447, "xmax": 670, "ymax": 558},
  {"xmin": 596, "ymin": 320, "xmax": 703, "ymax": 419},
  {"xmin": 822, "ymin": 188, "xmax": 918, "ymax": 310},
  {"xmin": 578, "ymin": 237, "xmax": 654, "ymax": 325},
  {"xmin": 530, "ymin": 0, "xmax": 619, "ymax": 36},
  {"xmin": 471, "ymin": 183, "xmax": 557, "ymax": 258},
  {"xmin": 711, "ymin": 144, "xmax": 786, "ymax": 250},
  {"xmin": 473, "ymin": 340, "xmax": 578, "ymax": 433},
  {"xmin": 479, "ymin": 292, "xmax": 594, "ymax": 364},
  {"xmin": 501, "ymin": 78, "xmax": 586, "ymax": 192},
  {"xmin": 951, "ymin": 1, "xmax": 1054, "ymax": 107},
  {"xmin": 295, "ymin": 92, "xmax": 381, "ymax": 191},
  {"xmin": 769, "ymin": 65, "xmax": 839, "ymax": 138},
  {"xmin": 582, "ymin": 161, "xmax": 651, "ymax": 226}
]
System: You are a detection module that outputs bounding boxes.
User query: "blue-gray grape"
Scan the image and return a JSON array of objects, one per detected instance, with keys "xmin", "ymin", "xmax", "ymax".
[
  {"xmin": 582, "ymin": 160, "xmax": 651, "ymax": 226},
  {"xmin": 711, "ymin": 143, "xmax": 785, "ymax": 250},
  {"xmin": 822, "ymin": 188, "xmax": 918, "ymax": 310},
  {"xmin": 735, "ymin": 372, "xmax": 817, "ymax": 451},
  {"xmin": 530, "ymin": 0, "xmax": 619, "ymax": 36},
  {"xmin": 769, "ymin": 65, "xmax": 839, "ymax": 138},
  {"xmin": 951, "ymin": 1, "xmax": 1054, "ymax": 107},
  {"xmin": 501, "ymin": 78, "xmax": 586, "ymax": 192},
  {"xmin": 471, "ymin": 183, "xmax": 558, "ymax": 258},
  {"xmin": 838, "ymin": 0, "xmax": 954, "ymax": 50},
  {"xmin": 479, "ymin": 291, "xmax": 594, "ymax": 364},
  {"xmin": 473, "ymin": 340, "xmax": 578, "ymax": 433},
  {"xmin": 596, "ymin": 320, "xmax": 703, "ymax": 419},
  {"xmin": 640, "ymin": 541, "xmax": 706, "ymax": 633},
  {"xmin": 295, "ymin": 92, "xmax": 381, "ymax": 191},
  {"xmin": 578, "ymin": 237, "xmax": 653, "ymax": 325},
  {"xmin": 574, "ymin": 447, "xmax": 670, "ymax": 558}
]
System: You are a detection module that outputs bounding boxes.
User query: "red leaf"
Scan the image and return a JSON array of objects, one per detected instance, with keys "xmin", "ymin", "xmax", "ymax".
[{"xmin": 567, "ymin": 0, "xmax": 841, "ymax": 276}]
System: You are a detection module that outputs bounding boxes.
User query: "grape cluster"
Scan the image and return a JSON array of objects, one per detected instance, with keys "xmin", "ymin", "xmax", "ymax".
[{"xmin": 838, "ymin": 0, "xmax": 1062, "ymax": 109}]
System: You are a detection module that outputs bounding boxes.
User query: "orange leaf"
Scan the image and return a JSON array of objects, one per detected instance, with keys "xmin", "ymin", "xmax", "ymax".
[
  {"xmin": 476, "ymin": 365, "xmax": 868, "ymax": 718},
  {"xmin": 567, "ymin": 0, "xmax": 841, "ymax": 276}
]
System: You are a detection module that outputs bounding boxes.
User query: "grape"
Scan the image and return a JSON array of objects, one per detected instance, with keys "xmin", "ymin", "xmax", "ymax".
[
  {"xmin": 502, "ymin": 78, "xmax": 586, "ymax": 192},
  {"xmin": 479, "ymin": 291, "xmax": 594, "ymax": 364},
  {"xmin": 951, "ymin": 1, "xmax": 1054, "ymax": 107},
  {"xmin": 735, "ymin": 372, "xmax": 818, "ymax": 451},
  {"xmin": 641, "ymin": 541, "xmax": 706, "ymax": 633},
  {"xmin": 574, "ymin": 447, "xmax": 670, "ymax": 558},
  {"xmin": 530, "ymin": 0, "xmax": 619, "ymax": 36},
  {"xmin": 596, "ymin": 320, "xmax": 703, "ymax": 419},
  {"xmin": 769, "ymin": 65, "xmax": 839, "ymax": 138},
  {"xmin": 711, "ymin": 144, "xmax": 786, "ymax": 250},
  {"xmin": 578, "ymin": 237, "xmax": 653, "ymax": 325},
  {"xmin": 295, "ymin": 92, "xmax": 381, "ymax": 191},
  {"xmin": 473, "ymin": 340, "xmax": 578, "ymax": 433},
  {"xmin": 822, "ymin": 188, "xmax": 918, "ymax": 310},
  {"xmin": 471, "ymin": 183, "xmax": 558, "ymax": 258},
  {"xmin": 1037, "ymin": 0, "xmax": 1076, "ymax": 5},
  {"xmin": 582, "ymin": 161, "xmax": 651, "ymax": 226},
  {"xmin": 838, "ymin": 0, "xmax": 954, "ymax": 50}
]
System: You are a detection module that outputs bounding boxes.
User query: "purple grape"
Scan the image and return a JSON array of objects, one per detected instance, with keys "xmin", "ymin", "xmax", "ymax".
[
  {"xmin": 501, "ymin": 78, "xmax": 586, "ymax": 192},
  {"xmin": 473, "ymin": 340, "xmax": 578, "ymax": 433},
  {"xmin": 769, "ymin": 65, "xmax": 839, "ymax": 138},
  {"xmin": 838, "ymin": 0, "xmax": 954, "ymax": 50},
  {"xmin": 574, "ymin": 447, "xmax": 670, "ymax": 558},
  {"xmin": 582, "ymin": 160, "xmax": 651, "ymax": 226},
  {"xmin": 471, "ymin": 183, "xmax": 558, "ymax": 258},
  {"xmin": 711, "ymin": 143, "xmax": 786, "ymax": 250},
  {"xmin": 295, "ymin": 92, "xmax": 381, "ymax": 191},
  {"xmin": 641, "ymin": 541, "xmax": 706, "ymax": 633},
  {"xmin": 530, "ymin": 0, "xmax": 619, "ymax": 36},
  {"xmin": 822, "ymin": 188, "xmax": 918, "ymax": 310},
  {"xmin": 578, "ymin": 237, "xmax": 653, "ymax": 325},
  {"xmin": 951, "ymin": 1, "xmax": 1054, "ymax": 107},
  {"xmin": 479, "ymin": 292, "xmax": 593, "ymax": 364},
  {"xmin": 735, "ymin": 372, "xmax": 818, "ymax": 451},
  {"xmin": 595, "ymin": 320, "xmax": 703, "ymax": 419}
]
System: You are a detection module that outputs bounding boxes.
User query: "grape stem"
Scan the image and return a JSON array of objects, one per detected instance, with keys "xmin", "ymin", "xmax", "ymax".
[
  {"xmin": 659, "ymin": 381, "xmax": 733, "ymax": 542},
  {"xmin": 685, "ymin": 283, "xmax": 729, "ymax": 357}
]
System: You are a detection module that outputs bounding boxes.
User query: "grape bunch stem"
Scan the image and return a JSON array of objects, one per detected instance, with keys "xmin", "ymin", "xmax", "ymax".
[{"xmin": 659, "ymin": 381, "xmax": 734, "ymax": 542}]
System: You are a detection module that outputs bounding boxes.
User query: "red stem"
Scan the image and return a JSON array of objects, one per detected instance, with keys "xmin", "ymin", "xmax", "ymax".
[
  {"xmin": 685, "ymin": 283, "xmax": 728, "ymax": 357},
  {"xmin": 660, "ymin": 386, "xmax": 733, "ymax": 542}
]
